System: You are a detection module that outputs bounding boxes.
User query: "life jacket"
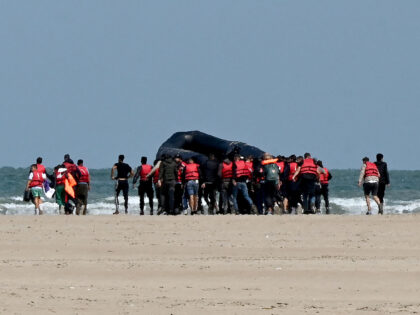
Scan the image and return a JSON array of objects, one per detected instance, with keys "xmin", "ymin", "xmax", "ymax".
[
  {"xmin": 276, "ymin": 161, "xmax": 285, "ymax": 174},
  {"xmin": 29, "ymin": 170, "xmax": 44, "ymax": 188},
  {"xmin": 37, "ymin": 164, "xmax": 46, "ymax": 174},
  {"xmin": 55, "ymin": 169, "xmax": 66, "ymax": 185},
  {"xmin": 221, "ymin": 162, "xmax": 233, "ymax": 179},
  {"xmin": 235, "ymin": 160, "xmax": 248, "ymax": 178},
  {"xmin": 140, "ymin": 164, "xmax": 153, "ymax": 181},
  {"xmin": 364, "ymin": 162, "xmax": 379, "ymax": 178},
  {"xmin": 320, "ymin": 168, "xmax": 329, "ymax": 184},
  {"xmin": 78, "ymin": 166, "xmax": 90, "ymax": 183},
  {"xmin": 177, "ymin": 161, "xmax": 186, "ymax": 182},
  {"xmin": 245, "ymin": 161, "xmax": 253, "ymax": 179},
  {"xmin": 63, "ymin": 161, "xmax": 76, "ymax": 173},
  {"xmin": 153, "ymin": 168, "xmax": 160, "ymax": 184},
  {"xmin": 288, "ymin": 162, "xmax": 298, "ymax": 181},
  {"xmin": 300, "ymin": 158, "xmax": 318, "ymax": 176},
  {"xmin": 261, "ymin": 158, "xmax": 278, "ymax": 165},
  {"xmin": 185, "ymin": 163, "xmax": 200, "ymax": 181},
  {"xmin": 64, "ymin": 173, "xmax": 77, "ymax": 198}
]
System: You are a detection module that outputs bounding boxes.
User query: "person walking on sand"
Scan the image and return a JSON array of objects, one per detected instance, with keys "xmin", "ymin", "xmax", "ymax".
[
  {"xmin": 111, "ymin": 155, "xmax": 134, "ymax": 215},
  {"xmin": 75, "ymin": 159, "xmax": 90, "ymax": 215},
  {"xmin": 26, "ymin": 164, "xmax": 46, "ymax": 215},
  {"xmin": 133, "ymin": 156, "xmax": 154, "ymax": 215},
  {"xmin": 358, "ymin": 157, "xmax": 382, "ymax": 215},
  {"xmin": 375, "ymin": 153, "xmax": 390, "ymax": 211}
]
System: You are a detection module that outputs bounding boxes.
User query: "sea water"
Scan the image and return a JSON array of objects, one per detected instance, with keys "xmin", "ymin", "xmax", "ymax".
[{"xmin": 1, "ymin": 167, "xmax": 420, "ymax": 215}]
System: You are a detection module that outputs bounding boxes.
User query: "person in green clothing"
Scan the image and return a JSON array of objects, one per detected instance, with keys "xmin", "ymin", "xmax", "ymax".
[{"xmin": 54, "ymin": 164, "xmax": 67, "ymax": 214}]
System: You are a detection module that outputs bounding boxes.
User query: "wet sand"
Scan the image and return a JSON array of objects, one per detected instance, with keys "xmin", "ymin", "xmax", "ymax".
[{"xmin": 0, "ymin": 214, "xmax": 419, "ymax": 314}]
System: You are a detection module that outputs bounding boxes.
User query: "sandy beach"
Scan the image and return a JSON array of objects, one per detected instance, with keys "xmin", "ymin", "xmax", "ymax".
[{"xmin": 0, "ymin": 214, "xmax": 419, "ymax": 314}]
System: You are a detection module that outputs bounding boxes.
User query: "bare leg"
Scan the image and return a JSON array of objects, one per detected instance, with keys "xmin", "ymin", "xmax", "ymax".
[{"xmin": 365, "ymin": 195, "xmax": 371, "ymax": 214}]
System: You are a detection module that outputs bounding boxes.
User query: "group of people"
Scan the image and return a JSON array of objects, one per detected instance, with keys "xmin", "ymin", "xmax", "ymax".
[
  {"xmin": 25, "ymin": 155, "xmax": 90, "ymax": 215},
  {"xmin": 358, "ymin": 153, "xmax": 390, "ymax": 215},
  {"xmin": 24, "ymin": 152, "xmax": 390, "ymax": 216},
  {"xmin": 111, "ymin": 152, "xmax": 333, "ymax": 216}
]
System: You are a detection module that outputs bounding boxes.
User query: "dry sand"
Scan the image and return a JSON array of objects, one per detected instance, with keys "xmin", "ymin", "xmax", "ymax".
[{"xmin": 0, "ymin": 214, "xmax": 420, "ymax": 314}]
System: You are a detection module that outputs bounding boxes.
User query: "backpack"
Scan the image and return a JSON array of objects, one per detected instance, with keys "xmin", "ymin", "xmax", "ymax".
[{"xmin": 264, "ymin": 163, "xmax": 279, "ymax": 182}]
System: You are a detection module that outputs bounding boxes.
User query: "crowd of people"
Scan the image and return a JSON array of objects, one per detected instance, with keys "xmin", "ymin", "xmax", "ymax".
[
  {"xmin": 111, "ymin": 152, "xmax": 332, "ymax": 216},
  {"xmin": 24, "ymin": 152, "xmax": 390, "ymax": 216}
]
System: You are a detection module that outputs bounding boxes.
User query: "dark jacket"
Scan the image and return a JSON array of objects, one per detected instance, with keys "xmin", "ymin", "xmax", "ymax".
[
  {"xmin": 159, "ymin": 158, "xmax": 178, "ymax": 182},
  {"xmin": 202, "ymin": 159, "xmax": 219, "ymax": 183},
  {"xmin": 375, "ymin": 161, "xmax": 390, "ymax": 185}
]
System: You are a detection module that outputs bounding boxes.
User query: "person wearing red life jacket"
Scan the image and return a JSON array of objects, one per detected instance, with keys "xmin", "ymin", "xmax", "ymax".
[
  {"xmin": 54, "ymin": 164, "xmax": 67, "ymax": 214},
  {"xmin": 174, "ymin": 154, "xmax": 187, "ymax": 214},
  {"xmin": 282, "ymin": 155, "xmax": 297, "ymax": 214},
  {"xmin": 183, "ymin": 157, "xmax": 201, "ymax": 214},
  {"xmin": 133, "ymin": 156, "xmax": 154, "ymax": 215},
  {"xmin": 232, "ymin": 154, "xmax": 257, "ymax": 215},
  {"xmin": 252, "ymin": 157, "xmax": 266, "ymax": 215},
  {"xmin": 75, "ymin": 159, "xmax": 90, "ymax": 215},
  {"xmin": 358, "ymin": 157, "xmax": 382, "ymax": 215},
  {"xmin": 315, "ymin": 160, "xmax": 332, "ymax": 214},
  {"xmin": 218, "ymin": 156, "xmax": 234, "ymax": 215},
  {"xmin": 292, "ymin": 153, "xmax": 323, "ymax": 214},
  {"xmin": 26, "ymin": 164, "xmax": 46, "ymax": 215}
]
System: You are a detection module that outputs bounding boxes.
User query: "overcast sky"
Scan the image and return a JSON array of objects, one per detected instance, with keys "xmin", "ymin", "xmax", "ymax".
[{"xmin": 1, "ymin": 1, "xmax": 419, "ymax": 169}]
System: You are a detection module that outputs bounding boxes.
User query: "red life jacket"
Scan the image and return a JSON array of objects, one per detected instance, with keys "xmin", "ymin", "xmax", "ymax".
[
  {"xmin": 177, "ymin": 161, "xmax": 186, "ymax": 182},
  {"xmin": 185, "ymin": 163, "xmax": 200, "ymax": 180},
  {"xmin": 78, "ymin": 166, "xmax": 90, "ymax": 183},
  {"xmin": 364, "ymin": 162, "xmax": 379, "ymax": 178},
  {"xmin": 221, "ymin": 162, "xmax": 233, "ymax": 179},
  {"xmin": 245, "ymin": 161, "xmax": 253, "ymax": 179},
  {"xmin": 55, "ymin": 169, "xmax": 65, "ymax": 185},
  {"xmin": 29, "ymin": 170, "xmax": 44, "ymax": 188},
  {"xmin": 320, "ymin": 167, "xmax": 329, "ymax": 184},
  {"xmin": 235, "ymin": 160, "xmax": 249, "ymax": 178},
  {"xmin": 153, "ymin": 168, "xmax": 160, "ymax": 184},
  {"xmin": 140, "ymin": 164, "xmax": 153, "ymax": 181},
  {"xmin": 37, "ymin": 164, "xmax": 46, "ymax": 174},
  {"xmin": 276, "ymin": 161, "xmax": 285, "ymax": 174},
  {"xmin": 300, "ymin": 158, "xmax": 318, "ymax": 176},
  {"xmin": 63, "ymin": 162, "xmax": 77, "ymax": 174},
  {"xmin": 288, "ymin": 162, "xmax": 298, "ymax": 181}
]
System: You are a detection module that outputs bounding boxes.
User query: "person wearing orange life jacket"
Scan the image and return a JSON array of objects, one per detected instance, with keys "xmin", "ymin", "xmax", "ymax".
[
  {"xmin": 292, "ymin": 153, "xmax": 323, "ymax": 214},
  {"xmin": 75, "ymin": 159, "xmax": 90, "ymax": 215},
  {"xmin": 232, "ymin": 154, "xmax": 257, "ymax": 214},
  {"xmin": 262, "ymin": 153, "xmax": 281, "ymax": 215},
  {"xmin": 275, "ymin": 155, "xmax": 289, "ymax": 214},
  {"xmin": 358, "ymin": 157, "xmax": 382, "ymax": 215},
  {"xmin": 26, "ymin": 164, "xmax": 46, "ymax": 215},
  {"xmin": 174, "ymin": 154, "xmax": 187, "ymax": 215},
  {"xmin": 133, "ymin": 156, "xmax": 154, "ymax": 215},
  {"xmin": 183, "ymin": 157, "xmax": 201, "ymax": 214},
  {"xmin": 218, "ymin": 156, "xmax": 234, "ymax": 215},
  {"xmin": 315, "ymin": 160, "xmax": 332, "ymax": 214}
]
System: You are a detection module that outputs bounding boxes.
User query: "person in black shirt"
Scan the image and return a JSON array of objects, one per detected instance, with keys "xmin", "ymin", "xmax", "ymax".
[
  {"xmin": 201, "ymin": 153, "xmax": 219, "ymax": 215},
  {"xmin": 111, "ymin": 155, "xmax": 134, "ymax": 214},
  {"xmin": 375, "ymin": 153, "xmax": 390, "ymax": 211}
]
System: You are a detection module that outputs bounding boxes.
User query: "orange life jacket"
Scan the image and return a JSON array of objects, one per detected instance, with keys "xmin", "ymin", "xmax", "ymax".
[
  {"xmin": 364, "ymin": 162, "xmax": 379, "ymax": 178},
  {"xmin": 64, "ymin": 173, "xmax": 77, "ymax": 198},
  {"xmin": 153, "ymin": 168, "xmax": 160, "ymax": 184},
  {"xmin": 261, "ymin": 158, "xmax": 278, "ymax": 165},
  {"xmin": 36, "ymin": 164, "xmax": 46, "ymax": 174},
  {"xmin": 276, "ymin": 161, "xmax": 285, "ymax": 174}
]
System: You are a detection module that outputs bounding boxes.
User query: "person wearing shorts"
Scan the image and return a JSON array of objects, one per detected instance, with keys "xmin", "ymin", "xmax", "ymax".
[
  {"xmin": 111, "ymin": 155, "xmax": 133, "ymax": 214},
  {"xmin": 26, "ymin": 164, "xmax": 46, "ymax": 215},
  {"xmin": 183, "ymin": 158, "xmax": 201, "ymax": 215},
  {"xmin": 358, "ymin": 157, "xmax": 382, "ymax": 215}
]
